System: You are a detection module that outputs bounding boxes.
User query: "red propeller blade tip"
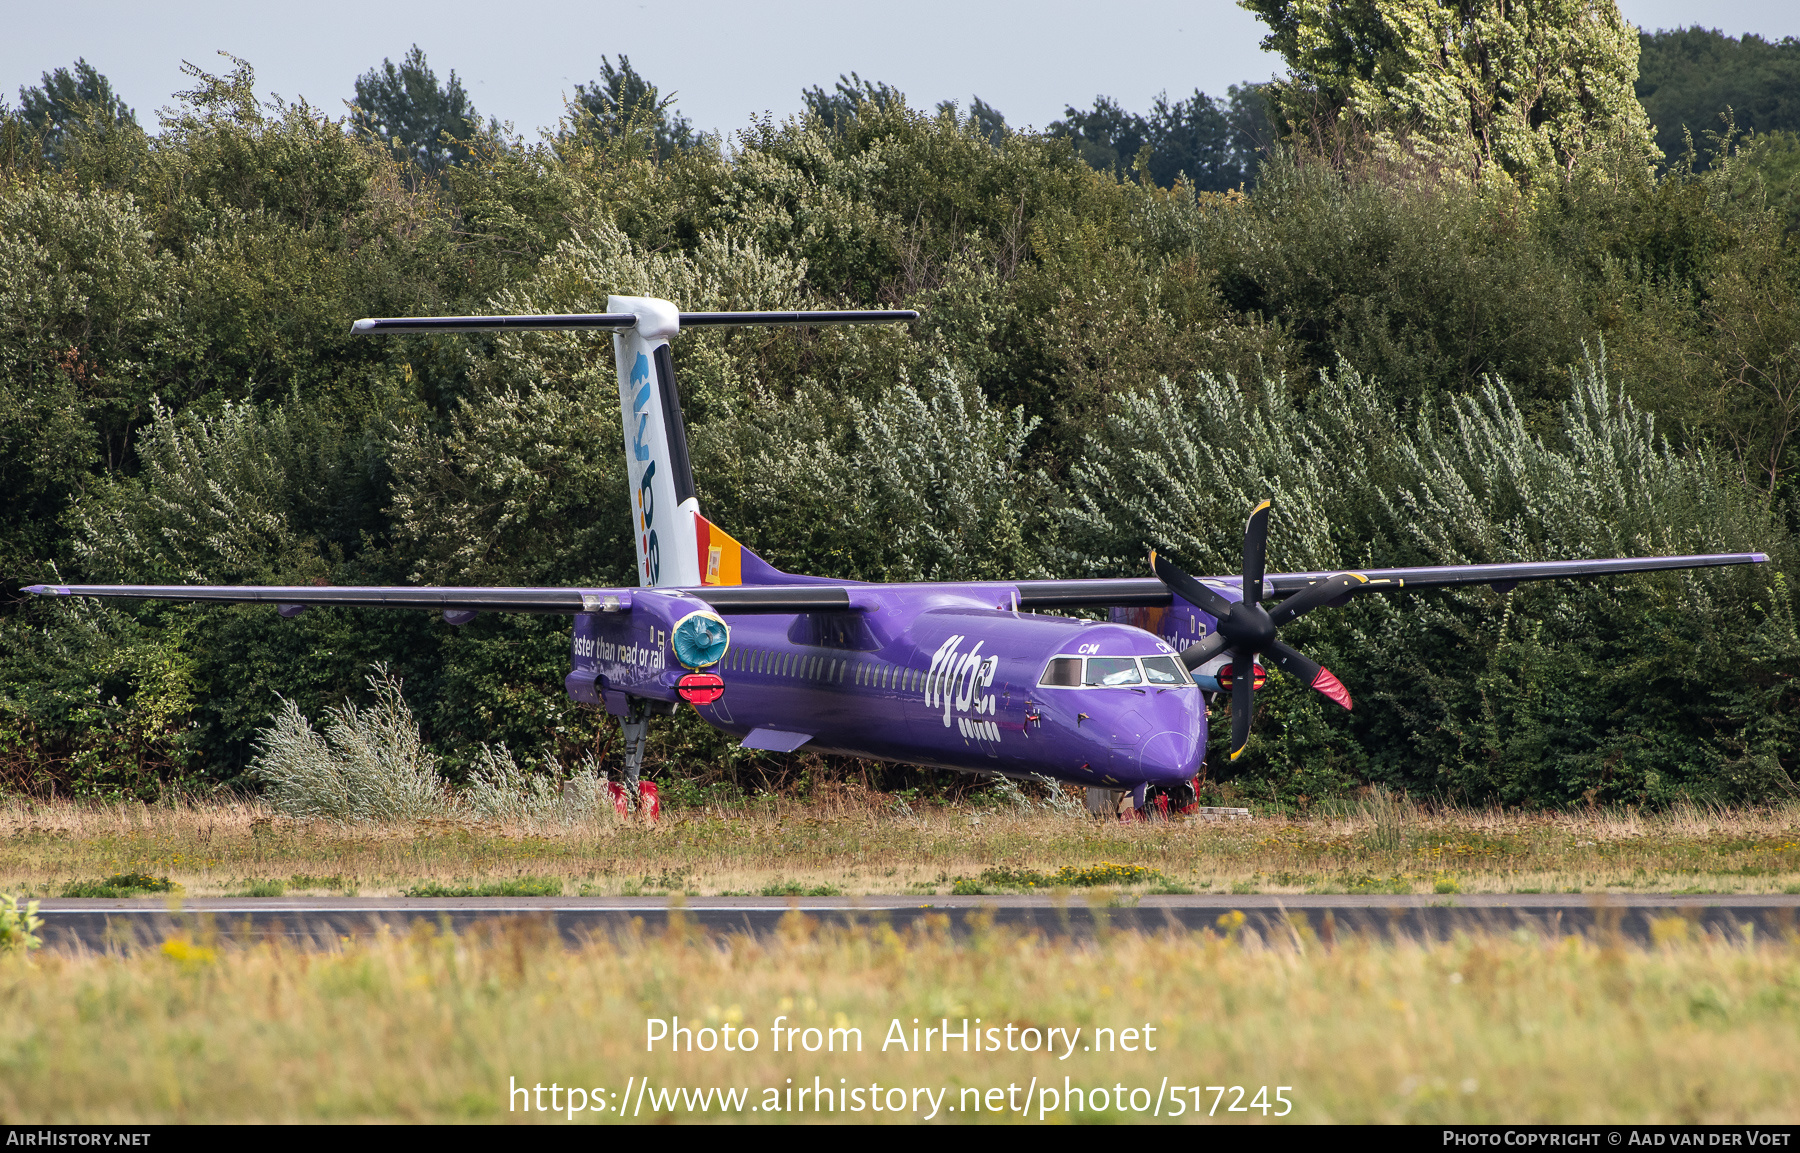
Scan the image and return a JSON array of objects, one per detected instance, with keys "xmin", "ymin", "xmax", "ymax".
[{"xmin": 1311, "ymin": 666, "xmax": 1353, "ymax": 710}]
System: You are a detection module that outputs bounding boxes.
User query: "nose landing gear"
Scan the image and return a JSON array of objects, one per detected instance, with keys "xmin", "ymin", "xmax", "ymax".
[{"xmin": 1085, "ymin": 777, "xmax": 1202, "ymax": 821}]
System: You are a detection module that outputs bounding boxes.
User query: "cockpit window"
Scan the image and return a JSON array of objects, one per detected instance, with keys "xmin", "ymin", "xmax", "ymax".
[
  {"xmin": 1141, "ymin": 655, "xmax": 1191, "ymax": 685},
  {"xmin": 1085, "ymin": 657, "xmax": 1143, "ymax": 686},
  {"xmin": 1038, "ymin": 656, "xmax": 1083, "ymax": 687}
]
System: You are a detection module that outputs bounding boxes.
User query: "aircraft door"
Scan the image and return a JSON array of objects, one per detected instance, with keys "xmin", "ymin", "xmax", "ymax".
[{"xmin": 1107, "ymin": 707, "xmax": 1148, "ymax": 778}]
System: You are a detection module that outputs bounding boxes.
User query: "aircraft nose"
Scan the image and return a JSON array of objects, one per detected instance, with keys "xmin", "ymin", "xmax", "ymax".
[{"xmin": 1138, "ymin": 729, "xmax": 1201, "ymax": 780}]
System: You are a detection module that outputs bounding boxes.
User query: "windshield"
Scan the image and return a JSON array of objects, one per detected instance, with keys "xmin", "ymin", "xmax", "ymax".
[
  {"xmin": 1037, "ymin": 656, "xmax": 1082, "ymax": 687},
  {"xmin": 1141, "ymin": 655, "xmax": 1192, "ymax": 685},
  {"xmin": 1084, "ymin": 657, "xmax": 1142, "ymax": 686}
]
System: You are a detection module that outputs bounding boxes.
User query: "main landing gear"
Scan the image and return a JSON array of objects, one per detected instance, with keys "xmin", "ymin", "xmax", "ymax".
[{"xmin": 606, "ymin": 699, "xmax": 668, "ymax": 821}]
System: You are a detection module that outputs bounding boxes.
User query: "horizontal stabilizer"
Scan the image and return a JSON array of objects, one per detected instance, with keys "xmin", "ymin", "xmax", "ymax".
[
  {"xmin": 23, "ymin": 583, "xmax": 857, "ymax": 616},
  {"xmin": 739, "ymin": 728, "xmax": 813, "ymax": 753},
  {"xmin": 351, "ymin": 310, "xmax": 917, "ymax": 334}
]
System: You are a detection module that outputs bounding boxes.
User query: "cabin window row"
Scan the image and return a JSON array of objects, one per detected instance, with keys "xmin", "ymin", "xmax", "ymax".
[{"xmin": 719, "ymin": 646, "xmax": 926, "ymax": 692}]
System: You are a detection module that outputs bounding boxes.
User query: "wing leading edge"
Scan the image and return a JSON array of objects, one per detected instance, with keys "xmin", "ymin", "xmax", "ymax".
[{"xmin": 1013, "ymin": 551, "xmax": 1770, "ymax": 609}]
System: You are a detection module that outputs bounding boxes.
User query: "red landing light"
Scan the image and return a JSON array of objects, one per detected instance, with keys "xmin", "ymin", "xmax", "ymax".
[
  {"xmin": 676, "ymin": 672, "xmax": 725, "ymax": 706},
  {"xmin": 1215, "ymin": 663, "xmax": 1268, "ymax": 691}
]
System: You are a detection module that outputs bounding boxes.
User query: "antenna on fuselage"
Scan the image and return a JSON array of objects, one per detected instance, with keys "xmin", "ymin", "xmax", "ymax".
[{"xmin": 352, "ymin": 303, "xmax": 918, "ymax": 589}]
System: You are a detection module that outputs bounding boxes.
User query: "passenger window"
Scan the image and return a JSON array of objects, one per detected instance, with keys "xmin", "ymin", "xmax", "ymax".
[
  {"xmin": 1038, "ymin": 657, "xmax": 1082, "ymax": 687},
  {"xmin": 1141, "ymin": 656, "xmax": 1190, "ymax": 685},
  {"xmin": 1085, "ymin": 657, "xmax": 1143, "ymax": 686}
]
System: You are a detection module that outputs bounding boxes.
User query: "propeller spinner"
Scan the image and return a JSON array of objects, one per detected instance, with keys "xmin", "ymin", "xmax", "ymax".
[{"xmin": 1150, "ymin": 500, "xmax": 1364, "ymax": 762}]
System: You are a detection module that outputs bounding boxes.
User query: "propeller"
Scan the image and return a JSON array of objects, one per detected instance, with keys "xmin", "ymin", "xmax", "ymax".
[{"xmin": 1149, "ymin": 500, "xmax": 1358, "ymax": 762}]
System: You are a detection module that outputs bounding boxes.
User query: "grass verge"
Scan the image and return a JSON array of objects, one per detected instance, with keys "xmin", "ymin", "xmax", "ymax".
[
  {"xmin": 6, "ymin": 795, "xmax": 1800, "ymax": 898},
  {"xmin": 1, "ymin": 915, "xmax": 1795, "ymax": 1122}
]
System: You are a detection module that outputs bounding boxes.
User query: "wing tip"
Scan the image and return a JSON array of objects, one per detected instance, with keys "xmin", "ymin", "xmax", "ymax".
[{"xmin": 23, "ymin": 584, "xmax": 67, "ymax": 595}]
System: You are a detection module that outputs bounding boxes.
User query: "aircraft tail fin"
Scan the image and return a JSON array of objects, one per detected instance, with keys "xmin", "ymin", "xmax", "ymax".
[
  {"xmin": 603, "ymin": 294, "xmax": 914, "ymax": 589},
  {"xmin": 351, "ymin": 296, "xmax": 916, "ymax": 590}
]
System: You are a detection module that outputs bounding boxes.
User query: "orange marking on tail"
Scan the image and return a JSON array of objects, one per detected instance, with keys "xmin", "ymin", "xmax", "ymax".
[{"xmin": 695, "ymin": 513, "xmax": 743, "ymax": 586}]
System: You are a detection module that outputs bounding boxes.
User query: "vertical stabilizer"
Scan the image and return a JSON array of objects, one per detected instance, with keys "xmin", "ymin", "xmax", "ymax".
[{"xmin": 611, "ymin": 295, "xmax": 702, "ymax": 587}]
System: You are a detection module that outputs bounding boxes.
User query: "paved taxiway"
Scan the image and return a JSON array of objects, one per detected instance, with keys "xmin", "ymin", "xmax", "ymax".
[{"xmin": 32, "ymin": 893, "xmax": 1800, "ymax": 950}]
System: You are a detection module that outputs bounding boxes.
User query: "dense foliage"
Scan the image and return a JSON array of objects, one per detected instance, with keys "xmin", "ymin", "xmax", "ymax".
[
  {"xmin": 4, "ymin": 7, "xmax": 1800, "ymax": 808},
  {"xmin": 1241, "ymin": 0, "xmax": 1655, "ymax": 182},
  {"xmin": 1637, "ymin": 27, "xmax": 1800, "ymax": 169}
]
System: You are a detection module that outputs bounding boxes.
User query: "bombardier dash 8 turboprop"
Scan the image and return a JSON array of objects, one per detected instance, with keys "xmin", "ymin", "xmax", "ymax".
[{"xmin": 26, "ymin": 296, "xmax": 1768, "ymax": 816}]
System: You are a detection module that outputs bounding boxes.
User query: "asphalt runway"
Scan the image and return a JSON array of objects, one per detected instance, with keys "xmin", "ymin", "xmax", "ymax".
[{"xmin": 31, "ymin": 893, "xmax": 1800, "ymax": 950}]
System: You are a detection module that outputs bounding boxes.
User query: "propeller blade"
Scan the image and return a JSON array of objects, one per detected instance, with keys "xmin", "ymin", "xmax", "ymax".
[
  {"xmin": 1177, "ymin": 632, "xmax": 1230, "ymax": 671},
  {"xmin": 1266, "ymin": 640, "xmax": 1353, "ymax": 710},
  {"xmin": 1149, "ymin": 550, "xmax": 1236, "ymax": 619},
  {"xmin": 1242, "ymin": 500, "xmax": 1271, "ymax": 604},
  {"xmin": 1268, "ymin": 572, "xmax": 1370, "ymax": 627},
  {"xmin": 1229, "ymin": 651, "xmax": 1255, "ymax": 761}
]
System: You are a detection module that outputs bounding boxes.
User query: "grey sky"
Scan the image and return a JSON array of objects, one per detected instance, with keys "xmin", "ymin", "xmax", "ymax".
[{"xmin": 6, "ymin": 1, "xmax": 1798, "ymax": 140}]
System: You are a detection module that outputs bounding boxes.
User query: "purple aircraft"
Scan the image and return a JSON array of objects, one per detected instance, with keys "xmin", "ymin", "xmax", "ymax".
[{"xmin": 25, "ymin": 298, "xmax": 1768, "ymax": 818}]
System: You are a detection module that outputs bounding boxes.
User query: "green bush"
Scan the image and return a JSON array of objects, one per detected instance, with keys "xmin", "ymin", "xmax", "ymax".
[
  {"xmin": 758, "ymin": 881, "xmax": 842, "ymax": 897},
  {"xmin": 0, "ymin": 894, "xmax": 43, "ymax": 953},
  {"xmin": 401, "ymin": 877, "xmax": 562, "ymax": 898},
  {"xmin": 60, "ymin": 873, "xmax": 175, "ymax": 898}
]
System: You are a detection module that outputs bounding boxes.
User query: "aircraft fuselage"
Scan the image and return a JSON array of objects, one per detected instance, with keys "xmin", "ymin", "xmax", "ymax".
[{"xmin": 568, "ymin": 585, "xmax": 1209, "ymax": 788}]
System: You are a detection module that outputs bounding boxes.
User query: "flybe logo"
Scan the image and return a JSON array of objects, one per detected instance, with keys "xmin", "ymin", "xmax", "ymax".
[
  {"xmin": 926, "ymin": 634, "xmax": 1001, "ymax": 742},
  {"xmin": 629, "ymin": 352, "xmax": 661, "ymax": 584}
]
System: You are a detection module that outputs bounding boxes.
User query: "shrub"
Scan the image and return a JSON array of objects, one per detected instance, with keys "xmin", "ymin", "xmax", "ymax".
[
  {"xmin": 1051, "ymin": 862, "xmax": 1164, "ymax": 887},
  {"xmin": 60, "ymin": 873, "xmax": 175, "ymax": 898},
  {"xmin": 0, "ymin": 894, "xmax": 43, "ymax": 954},
  {"xmin": 462, "ymin": 743, "xmax": 609, "ymax": 824},
  {"xmin": 401, "ymin": 878, "xmax": 563, "ymax": 898},
  {"xmin": 250, "ymin": 665, "xmax": 448, "ymax": 821}
]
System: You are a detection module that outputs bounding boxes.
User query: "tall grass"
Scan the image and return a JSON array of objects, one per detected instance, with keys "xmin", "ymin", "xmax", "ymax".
[
  {"xmin": 4, "ymin": 795, "xmax": 1799, "ymax": 899},
  {"xmin": 2, "ymin": 916, "xmax": 1796, "ymax": 1122}
]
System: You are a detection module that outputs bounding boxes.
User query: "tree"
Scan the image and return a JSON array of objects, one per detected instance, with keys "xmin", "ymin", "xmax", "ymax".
[
  {"xmin": 1636, "ymin": 27, "xmax": 1800, "ymax": 169},
  {"xmin": 970, "ymin": 96, "xmax": 1008, "ymax": 147},
  {"xmin": 16, "ymin": 59, "xmax": 136, "ymax": 166},
  {"xmin": 1050, "ymin": 96, "xmax": 1149, "ymax": 177},
  {"xmin": 936, "ymin": 96, "xmax": 1009, "ymax": 147},
  {"xmin": 352, "ymin": 45, "xmax": 483, "ymax": 177},
  {"xmin": 1241, "ymin": 0, "xmax": 1657, "ymax": 183},
  {"xmin": 801, "ymin": 72, "xmax": 904, "ymax": 131},
  {"xmin": 1051, "ymin": 87, "xmax": 1271, "ymax": 190},
  {"xmin": 569, "ymin": 55, "xmax": 693, "ymax": 158}
]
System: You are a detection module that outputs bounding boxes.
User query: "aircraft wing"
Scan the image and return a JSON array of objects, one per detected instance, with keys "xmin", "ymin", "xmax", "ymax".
[
  {"xmin": 1012, "ymin": 551, "xmax": 1771, "ymax": 609},
  {"xmin": 20, "ymin": 583, "xmax": 854, "ymax": 615},
  {"xmin": 23, "ymin": 552, "xmax": 1770, "ymax": 615}
]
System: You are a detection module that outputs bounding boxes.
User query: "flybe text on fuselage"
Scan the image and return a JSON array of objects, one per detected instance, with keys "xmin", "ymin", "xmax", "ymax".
[{"xmin": 925, "ymin": 634, "xmax": 1000, "ymax": 735}]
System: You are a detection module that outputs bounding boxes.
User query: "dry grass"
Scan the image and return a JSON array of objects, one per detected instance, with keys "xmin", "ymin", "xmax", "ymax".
[
  {"xmin": 4, "ymin": 792, "xmax": 1800, "ymax": 898},
  {"xmin": 2, "ymin": 912, "xmax": 1797, "ymax": 1122}
]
